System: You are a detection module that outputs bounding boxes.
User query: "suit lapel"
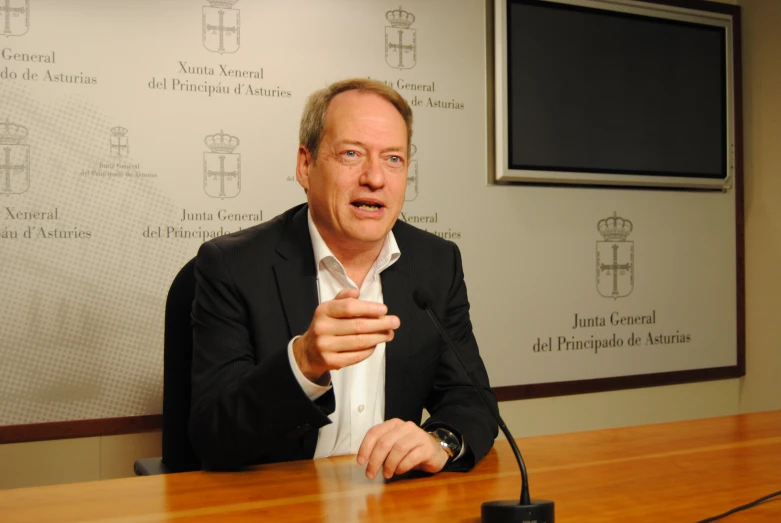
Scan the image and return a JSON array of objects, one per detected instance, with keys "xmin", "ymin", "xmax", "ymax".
[
  {"xmin": 273, "ymin": 205, "xmax": 319, "ymax": 340},
  {"xmin": 381, "ymin": 235, "xmax": 414, "ymax": 422}
]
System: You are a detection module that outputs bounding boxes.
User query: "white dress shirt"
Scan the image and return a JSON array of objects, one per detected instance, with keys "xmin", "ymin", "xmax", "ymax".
[{"xmin": 286, "ymin": 212, "xmax": 400, "ymax": 458}]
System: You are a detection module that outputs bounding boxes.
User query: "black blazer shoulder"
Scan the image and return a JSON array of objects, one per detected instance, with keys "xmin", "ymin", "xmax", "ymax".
[{"xmin": 203, "ymin": 203, "xmax": 312, "ymax": 266}]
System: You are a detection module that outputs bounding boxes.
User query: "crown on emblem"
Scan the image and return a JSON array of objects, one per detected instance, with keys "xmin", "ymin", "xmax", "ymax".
[
  {"xmin": 207, "ymin": 0, "xmax": 238, "ymax": 8},
  {"xmin": 386, "ymin": 6, "xmax": 415, "ymax": 28},
  {"xmin": 409, "ymin": 143, "xmax": 417, "ymax": 157},
  {"xmin": 205, "ymin": 130, "xmax": 240, "ymax": 153},
  {"xmin": 598, "ymin": 212, "xmax": 633, "ymax": 241},
  {"xmin": 0, "ymin": 118, "xmax": 28, "ymax": 145},
  {"xmin": 110, "ymin": 126, "xmax": 128, "ymax": 137}
]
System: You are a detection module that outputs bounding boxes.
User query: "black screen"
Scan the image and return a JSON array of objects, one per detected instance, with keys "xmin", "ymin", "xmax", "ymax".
[{"xmin": 507, "ymin": 0, "xmax": 726, "ymax": 179}]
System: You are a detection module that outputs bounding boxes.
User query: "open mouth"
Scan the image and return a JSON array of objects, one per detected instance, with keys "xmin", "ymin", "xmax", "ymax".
[{"xmin": 351, "ymin": 200, "xmax": 384, "ymax": 212}]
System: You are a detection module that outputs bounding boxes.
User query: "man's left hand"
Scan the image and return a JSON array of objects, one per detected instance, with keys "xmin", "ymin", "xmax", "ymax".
[{"xmin": 357, "ymin": 419, "xmax": 449, "ymax": 479}]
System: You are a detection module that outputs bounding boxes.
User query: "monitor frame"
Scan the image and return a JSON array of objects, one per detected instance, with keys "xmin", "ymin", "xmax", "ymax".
[{"xmin": 492, "ymin": 0, "xmax": 736, "ymax": 190}]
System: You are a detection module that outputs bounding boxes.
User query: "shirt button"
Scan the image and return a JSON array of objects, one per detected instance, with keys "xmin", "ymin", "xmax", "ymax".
[{"xmin": 357, "ymin": 405, "xmax": 365, "ymax": 413}]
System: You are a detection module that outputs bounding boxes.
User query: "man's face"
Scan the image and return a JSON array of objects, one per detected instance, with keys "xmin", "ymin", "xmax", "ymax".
[{"xmin": 297, "ymin": 90, "xmax": 409, "ymax": 253}]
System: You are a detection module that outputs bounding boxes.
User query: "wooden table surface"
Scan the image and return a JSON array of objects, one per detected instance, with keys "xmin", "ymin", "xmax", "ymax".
[{"xmin": 1, "ymin": 411, "xmax": 780, "ymax": 522}]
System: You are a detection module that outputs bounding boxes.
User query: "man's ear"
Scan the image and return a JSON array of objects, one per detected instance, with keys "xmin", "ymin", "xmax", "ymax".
[{"xmin": 296, "ymin": 146, "xmax": 312, "ymax": 192}]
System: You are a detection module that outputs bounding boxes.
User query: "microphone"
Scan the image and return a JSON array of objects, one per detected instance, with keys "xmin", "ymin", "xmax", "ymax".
[{"xmin": 413, "ymin": 289, "xmax": 554, "ymax": 523}]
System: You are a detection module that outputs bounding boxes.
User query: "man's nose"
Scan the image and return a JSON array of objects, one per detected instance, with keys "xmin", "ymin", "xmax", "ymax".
[{"xmin": 360, "ymin": 156, "xmax": 386, "ymax": 189}]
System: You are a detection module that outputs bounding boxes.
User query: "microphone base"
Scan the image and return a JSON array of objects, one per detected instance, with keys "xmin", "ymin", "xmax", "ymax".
[{"xmin": 481, "ymin": 499, "xmax": 555, "ymax": 523}]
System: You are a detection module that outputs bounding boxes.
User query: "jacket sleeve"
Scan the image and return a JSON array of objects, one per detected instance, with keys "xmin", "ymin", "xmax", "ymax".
[
  {"xmin": 421, "ymin": 242, "xmax": 499, "ymax": 471},
  {"xmin": 188, "ymin": 240, "xmax": 333, "ymax": 469}
]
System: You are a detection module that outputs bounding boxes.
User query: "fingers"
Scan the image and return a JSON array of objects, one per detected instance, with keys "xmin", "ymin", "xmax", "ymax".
[
  {"xmin": 315, "ymin": 289, "xmax": 398, "ymax": 338},
  {"xmin": 295, "ymin": 325, "xmax": 394, "ymax": 381},
  {"xmin": 310, "ymin": 294, "xmax": 400, "ymax": 353},
  {"xmin": 293, "ymin": 291, "xmax": 401, "ymax": 381},
  {"xmin": 393, "ymin": 444, "xmax": 433, "ymax": 476},
  {"xmin": 317, "ymin": 330, "xmax": 397, "ymax": 352},
  {"xmin": 357, "ymin": 419, "xmax": 448, "ymax": 480},
  {"xmin": 379, "ymin": 431, "xmax": 426, "ymax": 478},
  {"xmin": 324, "ymin": 291, "xmax": 389, "ymax": 319},
  {"xmin": 318, "ymin": 315, "xmax": 400, "ymax": 337},
  {"xmin": 357, "ymin": 419, "xmax": 401, "ymax": 467}
]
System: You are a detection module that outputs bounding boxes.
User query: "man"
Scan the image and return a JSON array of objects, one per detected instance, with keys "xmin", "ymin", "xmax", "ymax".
[{"xmin": 189, "ymin": 78, "xmax": 497, "ymax": 479}]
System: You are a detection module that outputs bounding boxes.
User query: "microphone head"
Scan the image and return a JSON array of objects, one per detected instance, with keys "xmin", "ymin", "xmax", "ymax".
[{"xmin": 413, "ymin": 288, "xmax": 434, "ymax": 310}]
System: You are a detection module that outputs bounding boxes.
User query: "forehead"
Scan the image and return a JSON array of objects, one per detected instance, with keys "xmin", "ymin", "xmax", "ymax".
[{"xmin": 324, "ymin": 90, "xmax": 407, "ymax": 143}]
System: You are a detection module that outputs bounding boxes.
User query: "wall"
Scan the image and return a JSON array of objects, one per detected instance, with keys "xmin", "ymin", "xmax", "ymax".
[
  {"xmin": 735, "ymin": 0, "xmax": 781, "ymax": 414},
  {"xmin": 498, "ymin": 0, "xmax": 780, "ymax": 439},
  {"xmin": 3, "ymin": 0, "xmax": 779, "ymax": 490},
  {"xmin": 0, "ymin": 432, "xmax": 160, "ymax": 489}
]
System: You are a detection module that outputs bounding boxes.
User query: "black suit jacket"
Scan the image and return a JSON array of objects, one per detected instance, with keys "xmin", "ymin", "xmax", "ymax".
[{"xmin": 189, "ymin": 203, "xmax": 498, "ymax": 470}]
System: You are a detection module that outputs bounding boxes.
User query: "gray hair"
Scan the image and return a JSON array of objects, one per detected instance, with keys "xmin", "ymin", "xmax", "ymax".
[{"xmin": 299, "ymin": 78, "xmax": 413, "ymax": 161}]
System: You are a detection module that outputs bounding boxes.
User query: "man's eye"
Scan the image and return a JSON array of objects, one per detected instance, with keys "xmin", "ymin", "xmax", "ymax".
[
  {"xmin": 389, "ymin": 155, "xmax": 401, "ymax": 163},
  {"xmin": 344, "ymin": 150, "xmax": 356, "ymax": 157}
]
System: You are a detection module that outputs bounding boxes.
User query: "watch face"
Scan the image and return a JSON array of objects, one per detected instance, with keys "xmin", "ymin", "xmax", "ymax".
[{"xmin": 433, "ymin": 428, "xmax": 461, "ymax": 457}]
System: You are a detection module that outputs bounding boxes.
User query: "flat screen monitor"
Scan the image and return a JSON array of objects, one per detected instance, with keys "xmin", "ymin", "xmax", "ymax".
[{"xmin": 493, "ymin": 0, "xmax": 735, "ymax": 189}]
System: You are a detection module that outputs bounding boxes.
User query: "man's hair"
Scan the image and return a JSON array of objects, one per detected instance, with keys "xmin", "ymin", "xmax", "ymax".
[{"xmin": 299, "ymin": 78, "xmax": 413, "ymax": 162}]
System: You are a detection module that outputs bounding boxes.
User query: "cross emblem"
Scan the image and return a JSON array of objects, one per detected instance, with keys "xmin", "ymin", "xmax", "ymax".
[
  {"xmin": 110, "ymin": 137, "xmax": 128, "ymax": 158},
  {"xmin": 206, "ymin": 155, "xmax": 238, "ymax": 198},
  {"xmin": 599, "ymin": 244, "xmax": 632, "ymax": 297},
  {"xmin": 205, "ymin": 9, "xmax": 237, "ymax": 54},
  {"xmin": 0, "ymin": 146, "xmax": 26, "ymax": 193},
  {"xmin": 0, "ymin": 0, "xmax": 26, "ymax": 35},
  {"xmin": 387, "ymin": 29, "xmax": 414, "ymax": 69}
]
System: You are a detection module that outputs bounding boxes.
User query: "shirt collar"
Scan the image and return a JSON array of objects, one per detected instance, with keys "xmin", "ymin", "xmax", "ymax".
[{"xmin": 307, "ymin": 211, "xmax": 401, "ymax": 275}]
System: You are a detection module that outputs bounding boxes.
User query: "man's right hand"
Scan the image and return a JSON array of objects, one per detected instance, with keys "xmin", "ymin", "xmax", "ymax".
[{"xmin": 293, "ymin": 288, "xmax": 400, "ymax": 384}]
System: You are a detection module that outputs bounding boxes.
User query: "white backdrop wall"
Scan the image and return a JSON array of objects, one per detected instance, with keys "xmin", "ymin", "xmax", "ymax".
[{"xmin": 0, "ymin": 0, "xmax": 737, "ymax": 426}]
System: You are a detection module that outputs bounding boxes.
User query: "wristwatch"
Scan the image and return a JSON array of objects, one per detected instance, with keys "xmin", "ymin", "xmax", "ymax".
[{"xmin": 427, "ymin": 427, "xmax": 462, "ymax": 462}]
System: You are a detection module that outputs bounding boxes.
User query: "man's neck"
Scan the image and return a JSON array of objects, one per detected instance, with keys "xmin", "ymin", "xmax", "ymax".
[
  {"xmin": 324, "ymin": 238, "xmax": 383, "ymax": 289},
  {"xmin": 308, "ymin": 215, "xmax": 387, "ymax": 289}
]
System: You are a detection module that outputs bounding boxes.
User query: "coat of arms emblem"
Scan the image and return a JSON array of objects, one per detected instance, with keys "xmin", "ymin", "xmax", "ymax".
[
  {"xmin": 406, "ymin": 143, "xmax": 418, "ymax": 201},
  {"xmin": 0, "ymin": 0, "xmax": 29, "ymax": 38},
  {"xmin": 0, "ymin": 118, "xmax": 30, "ymax": 195},
  {"xmin": 385, "ymin": 6, "xmax": 416, "ymax": 70},
  {"xmin": 110, "ymin": 126, "xmax": 129, "ymax": 158},
  {"xmin": 596, "ymin": 213, "xmax": 634, "ymax": 299},
  {"xmin": 202, "ymin": 0, "xmax": 240, "ymax": 54},
  {"xmin": 203, "ymin": 130, "xmax": 241, "ymax": 199}
]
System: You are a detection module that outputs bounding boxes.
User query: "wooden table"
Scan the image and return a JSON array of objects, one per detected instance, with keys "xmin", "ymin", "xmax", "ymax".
[{"xmin": 2, "ymin": 411, "xmax": 780, "ymax": 522}]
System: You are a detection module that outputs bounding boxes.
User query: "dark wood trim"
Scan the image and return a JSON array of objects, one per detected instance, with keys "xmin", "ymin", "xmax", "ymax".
[
  {"xmin": 0, "ymin": 415, "xmax": 162, "ymax": 445},
  {"xmin": 493, "ymin": 365, "xmax": 742, "ymax": 401},
  {"xmin": 730, "ymin": 6, "xmax": 746, "ymax": 377}
]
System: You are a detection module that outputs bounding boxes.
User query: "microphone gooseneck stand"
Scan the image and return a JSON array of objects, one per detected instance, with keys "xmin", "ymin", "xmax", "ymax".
[{"xmin": 413, "ymin": 290, "xmax": 554, "ymax": 523}]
